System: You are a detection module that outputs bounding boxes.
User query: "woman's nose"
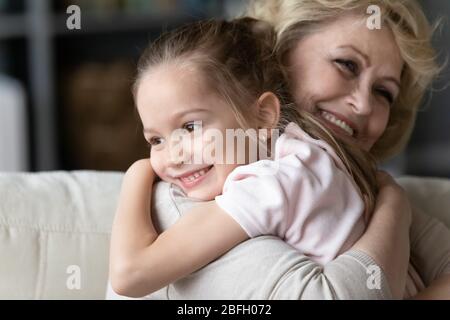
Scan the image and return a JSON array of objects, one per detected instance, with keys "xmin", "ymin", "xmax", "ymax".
[{"xmin": 349, "ymin": 85, "xmax": 373, "ymax": 116}]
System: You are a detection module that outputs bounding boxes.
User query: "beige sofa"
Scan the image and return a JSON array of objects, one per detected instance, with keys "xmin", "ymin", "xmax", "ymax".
[{"xmin": 0, "ymin": 171, "xmax": 449, "ymax": 299}]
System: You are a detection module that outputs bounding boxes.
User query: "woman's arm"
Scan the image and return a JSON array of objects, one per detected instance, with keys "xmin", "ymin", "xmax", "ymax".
[
  {"xmin": 352, "ymin": 171, "xmax": 412, "ymax": 299},
  {"xmin": 109, "ymin": 159, "xmax": 248, "ymax": 298}
]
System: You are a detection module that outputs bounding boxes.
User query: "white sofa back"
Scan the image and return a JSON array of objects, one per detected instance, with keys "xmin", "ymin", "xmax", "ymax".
[
  {"xmin": 0, "ymin": 171, "xmax": 449, "ymax": 299},
  {"xmin": 0, "ymin": 171, "xmax": 122, "ymax": 299}
]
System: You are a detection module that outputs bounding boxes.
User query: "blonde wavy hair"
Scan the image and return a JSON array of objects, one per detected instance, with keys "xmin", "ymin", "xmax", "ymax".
[{"xmin": 246, "ymin": 0, "xmax": 443, "ymax": 160}]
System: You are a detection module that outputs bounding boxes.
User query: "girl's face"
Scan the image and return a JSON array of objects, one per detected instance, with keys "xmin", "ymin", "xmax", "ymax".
[
  {"xmin": 136, "ymin": 65, "xmax": 247, "ymax": 201},
  {"xmin": 288, "ymin": 14, "xmax": 404, "ymax": 151}
]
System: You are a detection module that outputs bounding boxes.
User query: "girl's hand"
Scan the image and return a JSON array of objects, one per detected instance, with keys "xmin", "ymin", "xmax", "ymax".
[
  {"xmin": 352, "ymin": 170, "xmax": 412, "ymax": 299},
  {"xmin": 412, "ymin": 274, "xmax": 450, "ymax": 300},
  {"xmin": 372, "ymin": 171, "xmax": 412, "ymax": 226},
  {"xmin": 124, "ymin": 159, "xmax": 156, "ymax": 185}
]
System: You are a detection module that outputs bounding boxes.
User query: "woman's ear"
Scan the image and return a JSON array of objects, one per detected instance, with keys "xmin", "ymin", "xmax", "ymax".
[{"xmin": 256, "ymin": 92, "xmax": 280, "ymax": 129}]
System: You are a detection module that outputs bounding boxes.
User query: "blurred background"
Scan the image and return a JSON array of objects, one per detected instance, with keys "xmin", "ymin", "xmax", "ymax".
[{"xmin": 0, "ymin": 0, "xmax": 449, "ymax": 177}]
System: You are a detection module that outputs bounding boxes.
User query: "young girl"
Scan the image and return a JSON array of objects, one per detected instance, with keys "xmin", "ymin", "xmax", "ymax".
[{"xmin": 109, "ymin": 17, "xmax": 416, "ymax": 298}]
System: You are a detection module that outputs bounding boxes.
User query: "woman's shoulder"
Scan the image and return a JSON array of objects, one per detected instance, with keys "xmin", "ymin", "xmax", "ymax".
[{"xmin": 151, "ymin": 181, "xmax": 199, "ymax": 232}]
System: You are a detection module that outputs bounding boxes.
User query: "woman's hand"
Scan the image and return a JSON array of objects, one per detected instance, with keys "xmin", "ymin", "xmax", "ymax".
[{"xmin": 352, "ymin": 170, "xmax": 412, "ymax": 299}]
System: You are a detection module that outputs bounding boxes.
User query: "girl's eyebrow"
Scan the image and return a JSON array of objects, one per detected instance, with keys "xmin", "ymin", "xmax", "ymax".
[
  {"xmin": 143, "ymin": 128, "xmax": 155, "ymax": 134},
  {"xmin": 172, "ymin": 108, "xmax": 210, "ymax": 119},
  {"xmin": 143, "ymin": 108, "xmax": 210, "ymax": 134}
]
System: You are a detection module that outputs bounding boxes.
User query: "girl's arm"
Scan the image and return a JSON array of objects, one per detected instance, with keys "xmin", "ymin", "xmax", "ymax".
[
  {"xmin": 351, "ymin": 171, "xmax": 412, "ymax": 299},
  {"xmin": 109, "ymin": 159, "xmax": 158, "ymax": 295},
  {"xmin": 139, "ymin": 172, "xmax": 413, "ymax": 300},
  {"xmin": 109, "ymin": 159, "xmax": 248, "ymax": 298},
  {"xmin": 358, "ymin": 173, "xmax": 450, "ymax": 300}
]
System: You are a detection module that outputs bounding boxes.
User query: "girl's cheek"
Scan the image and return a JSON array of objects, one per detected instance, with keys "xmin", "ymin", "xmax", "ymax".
[
  {"xmin": 150, "ymin": 156, "xmax": 164, "ymax": 178},
  {"xmin": 202, "ymin": 132, "xmax": 224, "ymax": 165},
  {"xmin": 188, "ymin": 135, "xmax": 202, "ymax": 164}
]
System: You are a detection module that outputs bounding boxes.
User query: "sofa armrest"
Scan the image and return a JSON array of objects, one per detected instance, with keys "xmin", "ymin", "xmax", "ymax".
[{"xmin": 397, "ymin": 176, "xmax": 450, "ymax": 229}]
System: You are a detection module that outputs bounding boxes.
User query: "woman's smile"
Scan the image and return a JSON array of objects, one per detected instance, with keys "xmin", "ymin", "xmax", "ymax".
[{"xmin": 318, "ymin": 109, "xmax": 356, "ymax": 137}]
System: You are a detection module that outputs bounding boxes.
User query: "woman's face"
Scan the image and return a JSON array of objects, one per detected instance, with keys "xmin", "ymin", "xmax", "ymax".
[{"xmin": 288, "ymin": 14, "xmax": 404, "ymax": 151}]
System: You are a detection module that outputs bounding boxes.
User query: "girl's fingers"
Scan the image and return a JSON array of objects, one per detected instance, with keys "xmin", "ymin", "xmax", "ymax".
[{"xmin": 376, "ymin": 170, "xmax": 395, "ymax": 187}]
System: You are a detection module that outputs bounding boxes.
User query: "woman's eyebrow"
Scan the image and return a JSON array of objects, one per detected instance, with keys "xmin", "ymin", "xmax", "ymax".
[
  {"xmin": 338, "ymin": 45, "xmax": 401, "ymax": 89},
  {"xmin": 338, "ymin": 45, "xmax": 370, "ymax": 65},
  {"xmin": 382, "ymin": 77, "xmax": 401, "ymax": 90}
]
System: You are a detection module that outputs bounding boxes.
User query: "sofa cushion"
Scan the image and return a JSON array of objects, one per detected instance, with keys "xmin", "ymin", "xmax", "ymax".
[{"xmin": 0, "ymin": 171, "xmax": 122, "ymax": 299}]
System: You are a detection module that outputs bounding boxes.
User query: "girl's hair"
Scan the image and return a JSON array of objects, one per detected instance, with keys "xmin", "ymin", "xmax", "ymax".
[
  {"xmin": 246, "ymin": 0, "xmax": 444, "ymax": 160},
  {"xmin": 134, "ymin": 17, "xmax": 378, "ymax": 218}
]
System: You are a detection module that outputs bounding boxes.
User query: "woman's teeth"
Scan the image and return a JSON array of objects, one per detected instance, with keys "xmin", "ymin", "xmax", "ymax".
[
  {"xmin": 320, "ymin": 110, "xmax": 354, "ymax": 136},
  {"xmin": 181, "ymin": 168, "xmax": 209, "ymax": 182}
]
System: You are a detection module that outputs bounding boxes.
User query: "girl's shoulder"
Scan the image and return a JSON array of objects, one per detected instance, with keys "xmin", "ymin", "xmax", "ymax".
[{"xmin": 275, "ymin": 122, "xmax": 348, "ymax": 174}]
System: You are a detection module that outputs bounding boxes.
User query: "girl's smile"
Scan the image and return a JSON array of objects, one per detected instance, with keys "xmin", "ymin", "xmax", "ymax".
[{"xmin": 175, "ymin": 165, "xmax": 214, "ymax": 190}]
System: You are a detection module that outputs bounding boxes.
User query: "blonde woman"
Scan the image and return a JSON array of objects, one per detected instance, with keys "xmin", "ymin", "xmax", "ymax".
[
  {"xmin": 244, "ymin": 0, "xmax": 450, "ymax": 299},
  {"xmin": 107, "ymin": 0, "xmax": 449, "ymax": 300}
]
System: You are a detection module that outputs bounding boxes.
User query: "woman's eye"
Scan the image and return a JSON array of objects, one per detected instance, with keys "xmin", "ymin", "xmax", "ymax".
[
  {"xmin": 335, "ymin": 59, "xmax": 358, "ymax": 75},
  {"xmin": 183, "ymin": 121, "xmax": 202, "ymax": 132},
  {"xmin": 376, "ymin": 88, "xmax": 394, "ymax": 105}
]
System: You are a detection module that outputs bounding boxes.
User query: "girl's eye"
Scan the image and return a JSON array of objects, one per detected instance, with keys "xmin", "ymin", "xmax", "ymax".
[
  {"xmin": 335, "ymin": 59, "xmax": 359, "ymax": 75},
  {"xmin": 183, "ymin": 121, "xmax": 202, "ymax": 132},
  {"xmin": 148, "ymin": 136, "xmax": 163, "ymax": 146},
  {"xmin": 375, "ymin": 87, "xmax": 394, "ymax": 105}
]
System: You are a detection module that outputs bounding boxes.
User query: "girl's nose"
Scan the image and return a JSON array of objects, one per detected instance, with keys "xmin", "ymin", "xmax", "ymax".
[{"xmin": 167, "ymin": 137, "xmax": 191, "ymax": 166}]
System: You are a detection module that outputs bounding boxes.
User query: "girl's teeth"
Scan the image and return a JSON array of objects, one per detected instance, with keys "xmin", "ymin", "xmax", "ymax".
[
  {"xmin": 182, "ymin": 167, "xmax": 210, "ymax": 182},
  {"xmin": 321, "ymin": 111, "xmax": 354, "ymax": 136}
]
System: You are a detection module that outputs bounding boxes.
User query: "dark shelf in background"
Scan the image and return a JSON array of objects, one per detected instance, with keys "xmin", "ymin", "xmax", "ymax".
[{"xmin": 0, "ymin": 0, "xmax": 227, "ymax": 171}]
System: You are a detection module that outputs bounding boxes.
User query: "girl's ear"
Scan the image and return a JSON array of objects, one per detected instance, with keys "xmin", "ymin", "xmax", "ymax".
[{"xmin": 256, "ymin": 92, "xmax": 280, "ymax": 129}]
